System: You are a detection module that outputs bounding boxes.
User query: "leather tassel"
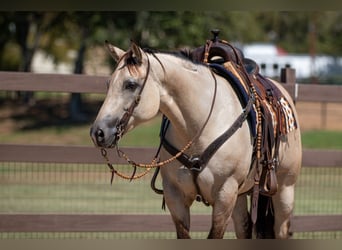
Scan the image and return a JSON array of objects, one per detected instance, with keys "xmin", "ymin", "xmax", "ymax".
[
  {"xmin": 251, "ymin": 180, "xmax": 260, "ymax": 224},
  {"xmin": 110, "ymin": 169, "xmax": 115, "ymax": 185},
  {"xmin": 161, "ymin": 196, "xmax": 166, "ymax": 211},
  {"xmin": 130, "ymin": 165, "xmax": 137, "ymax": 182}
]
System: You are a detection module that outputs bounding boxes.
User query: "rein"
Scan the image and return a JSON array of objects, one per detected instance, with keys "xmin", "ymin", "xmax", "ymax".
[
  {"xmin": 181, "ymin": 91, "xmax": 255, "ymax": 172},
  {"xmin": 114, "ymin": 51, "xmax": 151, "ymax": 143},
  {"xmin": 161, "ymin": 41, "xmax": 259, "ymax": 173},
  {"xmin": 100, "ymin": 51, "xmax": 218, "ymax": 182}
]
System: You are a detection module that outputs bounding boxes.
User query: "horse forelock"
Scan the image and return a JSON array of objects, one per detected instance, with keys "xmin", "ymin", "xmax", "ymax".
[{"xmin": 115, "ymin": 49, "xmax": 142, "ymax": 76}]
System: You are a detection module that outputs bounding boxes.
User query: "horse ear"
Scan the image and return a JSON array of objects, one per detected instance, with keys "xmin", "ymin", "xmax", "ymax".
[
  {"xmin": 105, "ymin": 40, "xmax": 125, "ymax": 62},
  {"xmin": 130, "ymin": 41, "xmax": 143, "ymax": 64}
]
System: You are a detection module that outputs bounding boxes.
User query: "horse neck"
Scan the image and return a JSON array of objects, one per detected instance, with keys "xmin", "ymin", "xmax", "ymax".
[{"xmin": 152, "ymin": 53, "xmax": 243, "ymax": 145}]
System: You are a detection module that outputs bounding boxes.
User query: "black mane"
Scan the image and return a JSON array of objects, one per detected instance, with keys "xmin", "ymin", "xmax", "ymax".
[{"xmin": 143, "ymin": 47, "xmax": 197, "ymax": 63}]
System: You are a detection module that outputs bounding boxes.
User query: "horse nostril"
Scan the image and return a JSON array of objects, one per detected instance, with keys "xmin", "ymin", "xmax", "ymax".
[{"xmin": 96, "ymin": 129, "xmax": 105, "ymax": 142}]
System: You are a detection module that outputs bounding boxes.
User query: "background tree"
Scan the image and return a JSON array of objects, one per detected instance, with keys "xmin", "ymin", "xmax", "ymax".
[{"xmin": 1, "ymin": 11, "xmax": 341, "ymax": 109}]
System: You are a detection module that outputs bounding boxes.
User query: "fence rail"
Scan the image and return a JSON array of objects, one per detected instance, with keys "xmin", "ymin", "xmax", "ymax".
[
  {"xmin": 0, "ymin": 71, "xmax": 342, "ymax": 102},
  {"xmin": 1, "ymin": 214, "xmax": 341, "ymax": 233},
  {"xmin": 0, "ymin": 70, "xmax": 341, "ymax": 236},
  {"xmin": 0, "ymin": 144, "xmax": 341, "ymax": 167}
]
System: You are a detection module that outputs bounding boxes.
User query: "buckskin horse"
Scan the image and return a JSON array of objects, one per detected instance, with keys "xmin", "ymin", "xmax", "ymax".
[{"xmin": 90, "ymin": 33, "xmax": 302, "ymax": 239}]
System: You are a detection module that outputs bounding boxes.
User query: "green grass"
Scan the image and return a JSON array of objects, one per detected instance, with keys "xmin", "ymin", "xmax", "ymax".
[
  {"xmin": 118, "ymin": 117, "xmax": 161, "ymax": 147},
  {"xmin": 294, "ymin": 167, "xmax": 342, "ymax": 215},
  {"xmin": 301, "ymin": 130, "xmax": 342, "ymax": 149},
  {"xmin": 0, "ymin": 163, "xmax": 341, "ymax": 239},
  {"xmin": 0, "ymin": 107, "xmax": 341, "ymax": 239},
  {"xmin": 0, "ymin": 163, "xmax": 340, "ymax": 215},
  {"xmin": 0, "ymin": 116, "xmax": 162, "ymax": 147}
]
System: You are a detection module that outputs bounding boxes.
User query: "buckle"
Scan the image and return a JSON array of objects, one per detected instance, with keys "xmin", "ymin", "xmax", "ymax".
[{"xmin": 189, "ymin": 156, "xmax": 203, "ymax": 172}]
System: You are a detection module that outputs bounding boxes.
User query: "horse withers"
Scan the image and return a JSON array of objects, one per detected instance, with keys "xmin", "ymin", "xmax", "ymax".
[{"xmin": 90, "ymin": 41, "xmax": 302, "ymax": 239}]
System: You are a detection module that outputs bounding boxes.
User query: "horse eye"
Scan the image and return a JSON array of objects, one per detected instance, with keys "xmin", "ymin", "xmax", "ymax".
[{"xmin": 123, "ymin": 80, "xmax": 139, "ymax": 91}]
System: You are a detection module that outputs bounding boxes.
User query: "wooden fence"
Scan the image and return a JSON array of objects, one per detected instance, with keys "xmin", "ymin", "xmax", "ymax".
[{"xmin": 0, "ymin": 69, "xmax": 341, "ymax": 236}]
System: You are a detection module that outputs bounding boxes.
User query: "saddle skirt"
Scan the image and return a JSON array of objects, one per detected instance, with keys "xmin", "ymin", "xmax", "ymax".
[
  {"xmin": 190, "ymin": 29, "xmax": 297, "ymax": 144},
  {"xmin": 210, "ymin": 61, "xmax": 297, "ymax": 140}
]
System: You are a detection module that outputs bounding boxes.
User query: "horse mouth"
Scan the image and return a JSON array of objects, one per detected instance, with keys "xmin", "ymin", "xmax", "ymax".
[
  {"xmin": 90, "ymin": 123, "xmax": 124, "ymax": 149},
  {"xmin": 105, "ymin": 133, "xmax": 120, "ymax": 148},
  {"xmin": 103, "ymin": 126, "xmax": 125, "ymax": 148}
]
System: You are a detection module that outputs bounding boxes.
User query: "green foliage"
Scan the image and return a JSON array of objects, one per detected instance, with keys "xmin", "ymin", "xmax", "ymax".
[
  {"xmin": 0, "ymin": 11, "xmax": 341, "ymax": 71},
  {"xmin": 0, "ymin": 42, "xmax": 20, "ymax": 70}
]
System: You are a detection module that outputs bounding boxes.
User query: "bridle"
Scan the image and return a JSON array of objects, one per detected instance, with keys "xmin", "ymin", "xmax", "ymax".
[
  {"xmin": 99, "ymin": 45, "xmax": 256, "ymax": 210},
  {"xmin": 112, "ymin": 50, "xmax": 151, "ymax": 144},
  {"xmin": 100, "ymin": 49, "xmax": 218, "ymax": 183},
  {"xmin": 99, "ymin": 46, "xmax": 255, "ymax": 208}
]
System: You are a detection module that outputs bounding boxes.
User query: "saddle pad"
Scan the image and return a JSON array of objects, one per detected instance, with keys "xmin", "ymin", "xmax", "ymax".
[
  {"xmin": 210, "ymin": 63, "xmax": 257, "ymax": 138},
  {"xmin": 254, "ymin": 74, "xmax": 297, "ymax": 136},
  {"xmin": 279, "ymin": 97, "xmax": 297, "ymax": 134},
  {"xmin": 210, "ymin": 63, "xmax": 297, "ymax": 139}
]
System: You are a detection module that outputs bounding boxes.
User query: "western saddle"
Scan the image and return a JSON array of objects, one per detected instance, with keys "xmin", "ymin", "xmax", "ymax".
[
  {"xmin": 153, "ymin": 29, "xmax": 297, "ymax": 224},
  {"xmin": 189, "ymin": 30, "xmax": 296, "ymax": 223}
]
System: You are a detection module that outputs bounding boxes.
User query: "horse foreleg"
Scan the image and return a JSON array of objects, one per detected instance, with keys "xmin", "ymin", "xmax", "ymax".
[
  {"xmin": 232, "ymin": 194, "xmax": 253, "ymax": 238},
  {"xmin": 208, "ymin": 181, "xmax": 238, "ymax": 239},
  {"xmin": 163, "ymin": 183, "xmax": 192, "ymax": 239}
]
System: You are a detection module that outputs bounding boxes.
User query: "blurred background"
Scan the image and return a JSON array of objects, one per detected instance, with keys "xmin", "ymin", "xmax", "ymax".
[
  {"xmin": 1, "ymin": 11, "xmax": 341, "ymax": 143},
  {"xmin": 0, "ymin": 11, "xmax": 341, "ymax": 239},
  {"xmin": 1, "ymin": 11, "xmax": 341, "ymax": 124},
  {"xmin": 1, "ymin": 12, "xmax": 342, "ymax": 76}
]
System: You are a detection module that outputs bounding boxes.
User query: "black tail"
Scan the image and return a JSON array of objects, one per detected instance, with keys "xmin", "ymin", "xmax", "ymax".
[{"xmin": 254, "ymin": 194, "xmax": 275, "ymax": 238}]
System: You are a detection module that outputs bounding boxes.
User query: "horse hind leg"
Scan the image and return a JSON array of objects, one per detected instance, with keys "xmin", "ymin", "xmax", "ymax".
[
  {"xmin": 254, "ymin": 194, "xmax": 276, "ymax": 238},
  {"xmin": 232, "ymin": 194, "xmax": 253, "ymax": 238},
  {"xmin": 253, "ymin": 180, "xmax": 297, "ymax": 239},
  {"xmin": 271, "ymin": 131, "xmax": 301, "ymax": 239},
  {"xmin": 271, "ymin": 183, "xmax": 296, "ymax": 239}
]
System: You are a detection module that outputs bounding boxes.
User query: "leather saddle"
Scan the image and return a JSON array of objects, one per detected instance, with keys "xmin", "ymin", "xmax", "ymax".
[
  {"xmin": 190, "ymin": 29, "xmax": 259, "ymax": 75},
  {"xmin": 153, "ymin": 29, "xmax": 298, "ymax": 224},
  {"xmin": 189, "ymin": 29, "xmax": 288, "ymax": 199}
]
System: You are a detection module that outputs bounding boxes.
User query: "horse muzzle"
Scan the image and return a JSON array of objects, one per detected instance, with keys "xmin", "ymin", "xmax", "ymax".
[{"xmin": 90, "ymin": 120, "xmax": 121, "ymax": 148}]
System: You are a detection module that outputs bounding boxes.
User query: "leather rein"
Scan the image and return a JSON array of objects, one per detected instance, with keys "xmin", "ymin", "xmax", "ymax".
[
  {"xmin": 161, "ymin": 93, "xmax": 254, "ymax": 173},
  {"xmin": 100, "ymin": 47, "xmax": 256, "ymax": 208},
  {"xmin": 100, "ymin": 49, "xmax": 219, "ymax": 183}
]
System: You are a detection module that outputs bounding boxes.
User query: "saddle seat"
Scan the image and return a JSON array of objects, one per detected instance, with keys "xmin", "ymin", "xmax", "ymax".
[{"xmin": 190, "ymin": 32, "xmax": 259, "ymax": 75}]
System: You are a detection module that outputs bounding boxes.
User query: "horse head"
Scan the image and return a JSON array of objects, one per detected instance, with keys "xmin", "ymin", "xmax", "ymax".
[{"xmin": 90, "ymin": 42, "xmax": 161, "ymax": 148}]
